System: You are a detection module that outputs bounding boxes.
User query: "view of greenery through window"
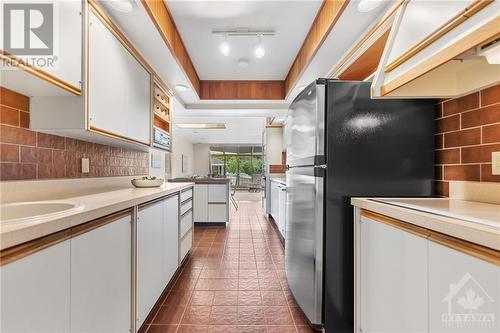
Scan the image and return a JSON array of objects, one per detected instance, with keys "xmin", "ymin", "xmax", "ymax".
[{"xmin": 210, "ymin": 146, "xmax": 263, "ymax": 189}]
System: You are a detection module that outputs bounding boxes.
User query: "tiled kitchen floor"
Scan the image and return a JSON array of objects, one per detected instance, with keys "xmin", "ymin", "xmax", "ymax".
[{"xmin": 139, "ymin": 200, "xmax": 315, "ymax": 333}]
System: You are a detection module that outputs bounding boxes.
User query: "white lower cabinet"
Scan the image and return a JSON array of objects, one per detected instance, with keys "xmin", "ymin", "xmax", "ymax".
[
  {"xmin": 137, "ymin": 201, "xmax": 165, "ymax": 328},
  {"xmin": 0, "ymin": 240, "xmax": 71, "ymax": 332},
  {"xmin": 163, "ymin": 195, "xmax": 179, "ymax": 286},
  {"xmin": 428, "ymin": 241, "xmax": 500, "ymax": 332},
  {"xmin": 359, "ymin": 215, "xmax": 428, "ymax": 332},
  {"xmin": 357, "ymin": 212, "xmax": 500, "ymax": 333},
  {"xmin": 277, "ymin": 184, "xmax": 286, "ymax": 237},
  {"xmin": 71, "ymin": 214, "xmax": 132, "ymax": 333},
  {"xmin": 208, "ymin": 204, "xmax": 227, "ymax": 222},
  {"xmin": 194, "ymin": 184, "xmax": 209, "ymax": 222}
]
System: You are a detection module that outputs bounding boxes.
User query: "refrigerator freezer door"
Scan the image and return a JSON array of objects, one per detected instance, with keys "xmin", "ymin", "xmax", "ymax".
[
  {"xmin": 285, "ymin": 166, "xmax": 323, "ymax": 326},
  {"xmin": 286, "ymin": 82, "xmax": 325, "ymax": 167}
]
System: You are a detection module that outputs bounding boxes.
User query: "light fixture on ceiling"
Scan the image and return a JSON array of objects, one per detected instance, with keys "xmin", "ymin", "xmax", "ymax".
[
  {"xmin": 107, "ymin": 0, "xmax": 135, "ymax": 13},
  {"xmin": 219, "ymin": 34, "xmax": 231, "ymax": 56},
  {"xmin": 174, "ymin": 84, "xmax": 190, "ymax": 92},
  {"xmin": 254, "ymin": 34, "xmax": 266, "ymax": 58},
  {"xmin": 477, "ymin": 39, "xmax": 500, "ymax": 64},
  {"xmin": 237, "ymin": 58, "xmax": 249, "ymax": 68},
  {"xmin": 176, "ymin": 123, "xmax": 227, "ymax": 129},
  {"xmin": 357, "ymin": 0, "xmax": 384, "ymax": 12}
]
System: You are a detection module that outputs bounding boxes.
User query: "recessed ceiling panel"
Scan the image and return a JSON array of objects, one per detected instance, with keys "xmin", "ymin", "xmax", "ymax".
[{"xmin": 166, "ymin": 0, "xmax": 323, "ymax": 80}]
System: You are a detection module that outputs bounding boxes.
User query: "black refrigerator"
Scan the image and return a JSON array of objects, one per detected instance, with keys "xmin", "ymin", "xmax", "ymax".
[{"xmin": 284, "ymin": 79, "xmax": 435, "ymax": 332}]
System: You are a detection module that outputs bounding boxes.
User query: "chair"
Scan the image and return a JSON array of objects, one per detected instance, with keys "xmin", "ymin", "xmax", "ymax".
[
  {"xmin": 249, "ymin": 174, "xmax": 262, "ymax": 193},
  {"xmin": 230, "ymin": 180, "xmax": 238, "ymax": 210}
]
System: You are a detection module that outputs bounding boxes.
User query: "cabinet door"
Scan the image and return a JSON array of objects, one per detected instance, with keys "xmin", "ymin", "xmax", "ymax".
[
  {"xmin": 208, "ymin": 184, "xmax": 227, "ymax": 202},
  {"xmin": 208, "ymin": 203, "xmax": 227, "ymax": 222},
  {"xmin": 359, "ymin": 216, "xmax": 428, "ymax": 332},
  {"xmin": 88, "ymin": 11, "xmax": 150, "ymax": 144},
  {"xmin": 428, "ymin": 241, "xmax": 500, "ymax": 332},
  {"xmin": 0, "ymin": 240, "xmax": 70, "ymax": 332},
  {"xmin": 194, "ymin": 184, "xmax": 208, "ymax": 222},
  {"xmin": 271, "ymin": 182, "xmax": 280, "ymax": 221},
  {"xmin": 71, "ymin": 214, "xmax": 131, "ymax": 333},
  {"xmin": 278, "ymin": 185, "xmax": 286, "ymax": 237},
  {"xmin": 137, "ymin": 201, "xmax": 164, "ymax": 329},
  {"xmin": 163, "ymin": 195, "xmax": 179, "ymax": 286}
]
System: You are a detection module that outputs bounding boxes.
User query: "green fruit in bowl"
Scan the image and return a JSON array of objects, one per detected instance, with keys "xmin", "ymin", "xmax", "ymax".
[{"xmin": 142, "ymin": 176, "xmax": 157, "ymax": 180}]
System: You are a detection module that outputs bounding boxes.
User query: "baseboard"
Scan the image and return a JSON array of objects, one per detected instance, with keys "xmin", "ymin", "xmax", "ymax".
[{"xmin": 194, "ymin": 222, "xmax": 227, "ymax": 227}]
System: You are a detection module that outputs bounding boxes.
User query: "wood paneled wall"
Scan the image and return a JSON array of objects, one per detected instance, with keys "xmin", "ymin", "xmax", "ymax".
[
  {"xmin": 199, "ymin": 81, "xmax": 285, "ymax": 100},
  {"xmin": 284, "ymin": 0, "xmax": 349, "ymax": 96},
  {"xmin": 142, "ymin": 0, "xmax": 200, "ymax": 95}
]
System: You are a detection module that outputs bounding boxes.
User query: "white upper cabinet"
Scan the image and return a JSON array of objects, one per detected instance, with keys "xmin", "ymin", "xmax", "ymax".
[
  {"xmin": 88, "ymin": 10, "xmax": 150, "ymax": 144},
  {"xmin": 0, "ymin": 0, "xmax": 83, "ymax": 96},
  {"xmin": 372, "ymin": 0, "xmax": 500, "ymax": 98}
]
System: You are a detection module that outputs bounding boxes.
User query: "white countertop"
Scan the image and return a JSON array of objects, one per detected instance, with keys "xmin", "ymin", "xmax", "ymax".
[
  {"xmin": 0, "ymin": 182, "xmax": 193, "ymax": 250},
  {"xmin": 351, "ymin": 197, "xmax": 500, "ymax": 251}
]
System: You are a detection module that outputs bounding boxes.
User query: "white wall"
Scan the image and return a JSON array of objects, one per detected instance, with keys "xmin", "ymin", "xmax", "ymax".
[
  {"xmin": 266, "ymin": 127, "xmax": 284, "ymax": 165},
  {"xmin": 193, "ymin": 144, "xmax": 210, "ymax": 176},
  {"xmin": 171, "ymin": 97, "xmax": 195, "ymax": 178}
]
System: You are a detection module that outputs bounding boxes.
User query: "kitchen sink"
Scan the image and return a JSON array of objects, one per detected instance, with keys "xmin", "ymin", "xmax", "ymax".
[{"xmin": 0, "ymin": 201, "xmax": 83, "ymax": 223}]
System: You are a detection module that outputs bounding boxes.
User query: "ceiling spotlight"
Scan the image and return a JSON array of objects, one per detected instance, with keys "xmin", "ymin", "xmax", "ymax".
[
  {"xmin": 219, "ymin": 34, "xmax": 230, "ymax": 56},
  {"xmin": 107, "ymin": 0, "xmax": 135, "ymax": 13},
  {"xmin": 357, "ymin": 0, "xmax": 384, "ymax": 12},
  {"xmin": 254, "ymin": 35, "xmax": 266, "ymax": 58},
  {"xmin": 237, "ymin": 58, "xmax": 249, "ymax": 68},
  {"xmin": 174, "ymin": 84, "xmax": 189, "ymax": 92}
]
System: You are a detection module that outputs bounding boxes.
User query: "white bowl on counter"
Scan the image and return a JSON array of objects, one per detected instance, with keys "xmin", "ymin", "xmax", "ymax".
[{"xmin": 131, "ymin": 178, "xmax": 164, "ymax": 188}]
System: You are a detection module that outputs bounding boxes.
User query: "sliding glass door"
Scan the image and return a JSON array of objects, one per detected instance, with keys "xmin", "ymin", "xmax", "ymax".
[{"xmin": 209, "ymin": 146, "xmax": 263, "ymax": 189}]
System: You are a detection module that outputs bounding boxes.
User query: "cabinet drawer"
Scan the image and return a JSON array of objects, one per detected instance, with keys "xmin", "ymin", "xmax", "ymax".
[
  {"xmin": 179, "ymin": 230, "xmax": 192, "ymax": 263},
  {"xmin": 180, "ymin": 188, "xmax": 193, "ymax": 202},
  {"xmin": 180, "ymin": 210, "xmax": 193, "ymax": 239},
  {"xmin": 180, "ymin": 200, "xmax": 192, "ymax": 216},
  {"xmin": 208, "ymin": 204, "xmax": 227, "ymax": 223}
]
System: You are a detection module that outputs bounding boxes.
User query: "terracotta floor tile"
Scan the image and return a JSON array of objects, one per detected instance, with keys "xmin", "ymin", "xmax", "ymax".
[
  {"xmin": 239, "ymin": 279, "xmax": 260, "ymax": 291},
  {"xmin": 181, "ymin": 306, "xmax": 211, "ymax": 325},
  {"xmin": 209, "ymin": 306, "xmax": 239, "ymax": 325},
  {"xmin": 237, "ymin": 306, "xmax": 265, "ymax": 325},
  {"xmin": 261, "ymin": 291, "xmax": 287, "ymax": 306},
  {"xmin": 289, "ymin": 307, "xmax": 308, "ymax": 326},
  {"xmin": 266, "ymin": 326, "xmax": 298, "ymax": 333},
  {"xmin": 238, "ymin": 291, "xmax": 262, "ymax": 306},
  {"xmin": 163, "ymin": 290, "xmax": 193, "ymax": 306},
  {"xmin": 190, "ymin": 291, "xmax": 215, "ymax": 306},
  {"xmin": 263, "ymin": 307, "xmax": 294, "ymax": 325},
  {"xmin": 152, "ymin": 306, "xmax": 186, "ymax": 325},
  {"xmin": 177, "ymin": 325, "xmax": 209, "ymax": 333},
  {"xmin": 146, "ymin": 324, "xmax": 179, "ymax": 333},
  {"xmin": 213, "ymin": 291, "xmax": 238, "ymax": 306}
]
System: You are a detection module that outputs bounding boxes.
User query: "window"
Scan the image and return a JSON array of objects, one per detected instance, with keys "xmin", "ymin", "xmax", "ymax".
[{"xmin": 209, "ymin": 146, "xmax": 263, "ymax": 189}]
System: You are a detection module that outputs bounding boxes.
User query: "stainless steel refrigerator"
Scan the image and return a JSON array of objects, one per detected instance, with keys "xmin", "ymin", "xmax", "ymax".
[{"xmin": 284, "ymin": 80, "xmax": 435, "ymax": 332}]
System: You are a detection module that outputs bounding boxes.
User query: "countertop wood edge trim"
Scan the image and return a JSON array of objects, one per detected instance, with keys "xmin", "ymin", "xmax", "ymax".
[
  {"xmin": 0, "ymin": 209, "xmax": 132, "ymax": 266},
  {"xmin": 361, "ymin": 209, "xmax": 500, "ymax": 266}
]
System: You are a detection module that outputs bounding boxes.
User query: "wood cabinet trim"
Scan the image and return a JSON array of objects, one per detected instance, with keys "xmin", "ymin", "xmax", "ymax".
[
  {"xmin": 88, "ymin": 127, "xmax": 150, "ymax": 147},
  {"xmin": 208, "ymin": 202, "xmax": 227, "ymax": 205},
  {"xmin": 361, "ymin": 209, "xmax": 500, "ymax": 266},
  {"xmin": 0, "ymin": 51, "xmax": 82, "ymax": 96},
  {"xmin": 381, "ymin": 17, "xmax": 500, "ymax": 96},
  {"xmin": 0, "ymin": 209, "xmax": 132, "ymax": 266},
  {"xmin": 70, "ymin": 209, "xmax": 132, "ymax": 238},
  {"xmin": 329, "ymin": 0, "xmax": 404, "ymax": 78},
  {"xmin": 384, "ymin": 0, "xmax": 493, "ymax": 73}
]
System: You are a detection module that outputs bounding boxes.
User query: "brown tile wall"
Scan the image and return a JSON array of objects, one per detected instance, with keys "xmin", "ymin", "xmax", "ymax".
[
  {"xmin": 0, "ymin": 87, "xmax": 149, "ymax": 181},
  {"xmin": 435, "ymin": 84, "xmax": 500, "ymax": 196}
]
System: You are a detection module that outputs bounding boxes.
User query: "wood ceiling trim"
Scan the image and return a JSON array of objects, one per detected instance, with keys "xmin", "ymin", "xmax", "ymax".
[
  {"xmin": 284, "ymin": 0, "xmax": 349, "ymax": 97},
  {"xmin": 142, "ymin": 0, "xmax": 200, "ymax": 95},
  {"xmin": 339, "ymin": 29, "xmax": 391, "ymax": 80},
  {"xmin": 200, "ymin": 80, "xmax": 285, "ymax": 100}
]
